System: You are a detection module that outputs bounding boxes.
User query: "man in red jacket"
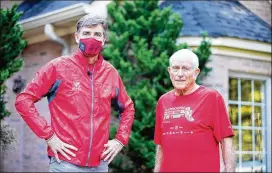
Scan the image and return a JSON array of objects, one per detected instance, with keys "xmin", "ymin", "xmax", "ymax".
[{"xmin": 15, "ymin": 14, "xmax": 135, "ymax": 172}]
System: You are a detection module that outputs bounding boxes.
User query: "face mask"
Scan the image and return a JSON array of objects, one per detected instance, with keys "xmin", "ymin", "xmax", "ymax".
[{"xmin": 78, "ymin": 38, "xmax": 102, "ymax": 57}]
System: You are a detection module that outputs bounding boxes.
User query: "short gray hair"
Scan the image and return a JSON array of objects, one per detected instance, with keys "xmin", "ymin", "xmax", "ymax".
[
  {"xmin": 76, "ymin": 14, "xmax": 107, "ymax": 37},
  {"xmin": 169, "ymin": 49, "xmax": 199, "ymax": 69}
]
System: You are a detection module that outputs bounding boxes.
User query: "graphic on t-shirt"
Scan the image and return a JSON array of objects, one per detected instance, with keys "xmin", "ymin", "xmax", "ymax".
[
  {"xmin": 162, "ymin": 125, "xmax": 194, "ymax": 136},
  {"xmin": 163, "ymin": 106, "xmax": 194, "ymax": 122}
]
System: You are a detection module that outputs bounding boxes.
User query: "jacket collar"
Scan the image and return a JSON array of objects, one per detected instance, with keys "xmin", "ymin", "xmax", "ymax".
[{"xmin": 73, "ymin": 49, "xmax": 104, "ymax": 72}]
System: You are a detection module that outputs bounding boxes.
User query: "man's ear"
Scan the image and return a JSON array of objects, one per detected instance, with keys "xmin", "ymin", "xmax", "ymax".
[
  {"xmin": 102, "ymin": 37, "xmax": 106, "ymax": 46},
  {"xmin": 193, "ymin": 68, "xmax": 200, "ymax": 80},
  {"xmin": 168, "ymin": 67, "xmax": 171, "ymax": 74},
  {"xmin": 74, "ymin": 32, "xmax": 79, "ymax": 44}
]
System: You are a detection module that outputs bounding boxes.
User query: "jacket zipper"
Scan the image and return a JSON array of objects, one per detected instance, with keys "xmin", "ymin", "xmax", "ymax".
[{"xmin": 86, "ymin": 64, "xmax": 96, "ymax": 166}]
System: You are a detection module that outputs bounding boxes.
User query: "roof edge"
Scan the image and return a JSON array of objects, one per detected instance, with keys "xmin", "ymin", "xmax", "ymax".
[
  {"xmin": 178, "ymin": 37, "xmax": 271, "ymax": 53},
  {"xmin": 177, "ymin": 36, "xmax": 271, "ymax": 61},
  {"xmin": 18, "ymin": 3, "xmax": 88, "ymax": 31}
]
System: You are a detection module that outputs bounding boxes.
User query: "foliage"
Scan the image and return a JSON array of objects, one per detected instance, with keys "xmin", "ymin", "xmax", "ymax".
[
  {"xmin": 102, "ymin": 1, "xmax": 212, "ymax": 172},
  {"xmin": 0, "ymin": 4, "xmax": 27, "ymax": 150}
]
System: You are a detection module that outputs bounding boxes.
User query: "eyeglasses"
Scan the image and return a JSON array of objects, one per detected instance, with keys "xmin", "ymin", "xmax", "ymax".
[{"xmin": 170, "ymin": 66, "xmax": 193, "ymax": 74}]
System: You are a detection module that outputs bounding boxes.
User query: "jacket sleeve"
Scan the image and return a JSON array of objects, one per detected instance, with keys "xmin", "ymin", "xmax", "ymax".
[
  {"xmin": 15, "ymin": 61, "xmax": 56, "ymax": 140},
  {"xmin": 114, "ymin": 74, "xmax": 135, "ymax": 146}
]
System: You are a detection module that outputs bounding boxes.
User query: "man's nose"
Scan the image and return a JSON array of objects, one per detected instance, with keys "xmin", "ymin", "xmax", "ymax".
[{"xmin": 177, "ymin": 69, "xmax": 185, "ymax": 76}]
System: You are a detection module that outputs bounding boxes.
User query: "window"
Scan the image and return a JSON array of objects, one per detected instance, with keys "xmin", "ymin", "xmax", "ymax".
[{"xmin": 229, "ymin": 76, "xmax": 268, "ymax": 172}]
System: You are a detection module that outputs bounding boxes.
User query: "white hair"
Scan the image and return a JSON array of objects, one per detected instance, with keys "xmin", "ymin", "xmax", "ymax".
[{"xmin": 169, "ymin": 49, "xmax": 199, "ymax": 69}]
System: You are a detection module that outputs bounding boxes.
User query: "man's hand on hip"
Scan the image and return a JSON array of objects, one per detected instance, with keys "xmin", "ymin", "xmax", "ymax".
[
  {"xmin": 101, "ymin": 139, "xmax": 123, "ymax": 164},
  {"xmin": 46, "ymin": 134, "xmax": 78, "ymax": 163}
]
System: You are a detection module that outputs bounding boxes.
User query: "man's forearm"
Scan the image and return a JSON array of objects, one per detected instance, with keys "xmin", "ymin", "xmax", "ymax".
[
  {"xmin": 154, "ymin": 145, "xmax": 162, "ymax": 172},
  {"xmin": 221, "ymin": 137, "xmax": 236, "ymax": 172},
  {"xmin": 15, "ymin": 93, "xmax": 53, "ymax": 139},
  {"xmin": 114, "ymin": 88, "xmax": 135, "ymax": 146}
]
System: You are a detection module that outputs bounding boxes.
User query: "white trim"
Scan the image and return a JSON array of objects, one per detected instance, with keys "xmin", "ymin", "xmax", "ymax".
[
  {"xmin": 18, "ymin": 3, "xmax": 89, "ymax": 31},
  {"xmin": 18, "ymin": 1, "xmax": 111, "ymax": 31},
  {"xmin": 229, "ymin": 72, "xmax": 271, "ymax": 80},
  {"xmin": 18, "ymin": 1, "xmax": 111, "ymax": 45},
  {"xmin": 177, "ymin": 37, "xmax": 271, "ymax": 53},
  {"xmin": 234, "ymin": 151, "xmax": 265, "ymax": 154},
  {"xmin": 19, "ymin": 3, "xmax": 86, "ymax": 24},
  {"xmin": 266, "ymin": 77, "xmax": 271, "ymax": 172},
  {"xmin": 211, "ymin": 47, "xmax": 271, "ymax": 62}
]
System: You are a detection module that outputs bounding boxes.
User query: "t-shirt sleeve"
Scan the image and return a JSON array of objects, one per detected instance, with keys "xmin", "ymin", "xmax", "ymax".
[
  {"xmin": 154, "ymin": 99, "xmax": 163, "ymax": 145},
  {"xmin": 212, "ymin": 93, "xmax": 234, "ymax": 142}
]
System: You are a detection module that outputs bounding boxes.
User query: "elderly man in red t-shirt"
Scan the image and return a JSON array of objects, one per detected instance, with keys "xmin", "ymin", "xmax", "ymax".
[{"xmin": 154, "ymin": 49, "xmax": 235, "ymax": 172}]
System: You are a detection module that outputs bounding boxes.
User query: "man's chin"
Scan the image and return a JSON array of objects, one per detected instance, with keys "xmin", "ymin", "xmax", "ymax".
[{"xmin": 174, "ymin": 85, "xmax": 187, "ymax": 90}]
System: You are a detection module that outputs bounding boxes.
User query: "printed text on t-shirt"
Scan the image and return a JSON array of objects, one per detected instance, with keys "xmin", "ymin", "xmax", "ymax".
[{"xmin": 163, "ymin": 106, "xmax": 194, "ymax": 122}]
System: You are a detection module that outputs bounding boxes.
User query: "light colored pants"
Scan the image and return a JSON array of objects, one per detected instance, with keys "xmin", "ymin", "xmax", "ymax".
[{"xmin": 49, "ymin": 157, "xmax": 108, "ymax": 172}]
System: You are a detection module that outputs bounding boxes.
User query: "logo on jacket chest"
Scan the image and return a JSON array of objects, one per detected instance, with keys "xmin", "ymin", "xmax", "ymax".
[{"xmin": 72, "ymin": 82, "xmax": 81, "ymax": 92}]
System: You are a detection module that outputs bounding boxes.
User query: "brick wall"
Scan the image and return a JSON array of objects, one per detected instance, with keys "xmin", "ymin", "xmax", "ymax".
[
  {"xmin": 239, "ymin": 0, "xmax": 271, "ymax": 25},
  {"xmin": 202, "ymin": 54, "xmax": 271, "ymax": 103},
  {"xmin": 0, "ymin": 39, "xmax": 64, "ymax": 172}
]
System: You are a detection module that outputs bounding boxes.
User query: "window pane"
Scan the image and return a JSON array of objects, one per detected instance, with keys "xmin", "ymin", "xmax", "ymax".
[
  {"xmin": 229, "ymin": 78, "xmax": 238, "ymax": 101},
  {"xmin": 242, "ymin": 154, "xmax": 253, "ymax": 168},
  {"xmin": 235, "ymin": 154, "xmax": 239, "ymax": 167},
  {"xmin": 241, "ymin": 79, "xmax": 252, "ymax": 102},
  {"xmin": 254, "ymin": 80, "xmax": 263, "ymax": 103},
  {"xmin": 255, "ymin": 153, "xmax": 264, "ymax": 166},
  {"xmin": 233, "ymin": 129, "xmax": 239, "ymax": 151},
  {"xmin": 241, "ymin": 105, "xmax": 252, "ymax": 126},
  {"xmin": 229, "ymin": 104, "xmax": 239, "ymax": 126},
  {"xmin": 255, "ymin": 130, "xmax": 263, "ymax": 152},
  {"xmin": 242, "ymin": 130, "xmax": 252, "ymax": 151},
  {"xmin": 254, "ymin": 106, "xmax": 262, "ymax": 127}
]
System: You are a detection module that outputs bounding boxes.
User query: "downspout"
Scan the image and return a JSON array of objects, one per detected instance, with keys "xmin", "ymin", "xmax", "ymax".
[{"xmin": 44, "ymin": 23, "xmax": 70, "ymax": 56}]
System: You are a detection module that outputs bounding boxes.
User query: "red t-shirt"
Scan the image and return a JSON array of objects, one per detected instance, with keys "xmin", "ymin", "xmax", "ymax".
[{"xmin": 154, "ymin": 86, "xmax": 234, "ymax": 172}]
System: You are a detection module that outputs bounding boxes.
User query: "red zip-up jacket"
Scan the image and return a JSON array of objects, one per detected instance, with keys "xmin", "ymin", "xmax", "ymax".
[{"xmin": 15, "ymin": 50, "xmax": 135, "ymax": 166}]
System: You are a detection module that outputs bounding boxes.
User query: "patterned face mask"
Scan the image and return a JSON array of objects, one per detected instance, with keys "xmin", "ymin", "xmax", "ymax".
[{"xmin": 78, "ymin": 38, "xmax": 102, "ymax": 57}]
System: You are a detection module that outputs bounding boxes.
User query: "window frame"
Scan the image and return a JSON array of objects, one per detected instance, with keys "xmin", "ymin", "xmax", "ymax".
[{"xmin": 228, "ymin": 71, "xmax": 271, "ymax": 172}]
